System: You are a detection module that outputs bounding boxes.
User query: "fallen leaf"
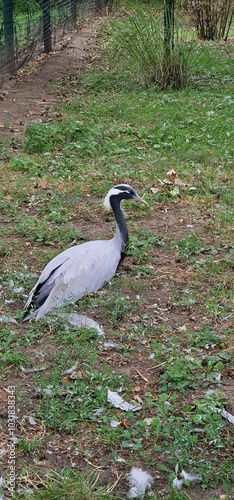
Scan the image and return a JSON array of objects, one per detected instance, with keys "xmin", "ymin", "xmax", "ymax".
[
  {"xmin": 150, "ymin": 187, "xmax": 159, "ymax": 194},
  {"xmin": 70, "ymin": 370, "xmax": 83, "ymax": 380},
  {"xmin": 149, "ymin": 389, "xmax": 158, "ymax": 399},
  {"xmin": 20, "ymin": 365, "xmax": 48, "ymax": 374},
  {"xmin": 133, "ymin": 386, "xmax": 141, "ymax": 392},
  {"xmin": 166, "ymin": 168, "xmax": 177, "ymax": 177},
  {"xmin": 103, "ymin": 341, "xmax": 119, "ymax": 349},
  {"xmin": 162, "ymin": 177, "xmax": 173, "ymax": 184},
  {"xmin": 120, "ymin": 419, "xmax": 128, "ymax": 428},
  {"xmin": 134, "ymin": 395, "xmax": 143, "ymax": 405}
]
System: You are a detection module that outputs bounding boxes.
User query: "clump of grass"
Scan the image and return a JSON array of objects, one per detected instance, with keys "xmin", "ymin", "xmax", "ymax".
[
  {"xmin": 18, "ymin": 469, "xmax": 116, "ymax": 499},
  {"xmin": 105, "ymin": 5, "xmax": 191, "ymax": 89}
]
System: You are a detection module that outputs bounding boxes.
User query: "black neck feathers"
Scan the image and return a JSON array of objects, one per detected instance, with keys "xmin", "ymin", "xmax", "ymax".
[{"xmin": 110, "ymin": 195, "xmax": 129, "ymax": 250}]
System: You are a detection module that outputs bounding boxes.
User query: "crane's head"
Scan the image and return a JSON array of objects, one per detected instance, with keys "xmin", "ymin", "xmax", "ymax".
[{"xmin": 104, "ymin": 184, "xmax": 148, "ymax": 211}]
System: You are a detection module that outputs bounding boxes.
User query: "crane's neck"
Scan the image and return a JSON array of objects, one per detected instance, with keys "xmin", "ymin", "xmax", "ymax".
[{"xmin": 110, "ymin": 197, "xmax": 128, "ymax": 254}]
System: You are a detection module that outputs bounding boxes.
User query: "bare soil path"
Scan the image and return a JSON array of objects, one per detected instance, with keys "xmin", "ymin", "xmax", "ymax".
[{"xmin": 0, "ymin": 20, "xmax": 100, "ymax": 143}]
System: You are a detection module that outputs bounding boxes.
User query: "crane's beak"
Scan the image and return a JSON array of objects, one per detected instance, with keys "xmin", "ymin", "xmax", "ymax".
[{"xmin": 134, "ymin": 194, "xmax": 148, "ymax": 206}]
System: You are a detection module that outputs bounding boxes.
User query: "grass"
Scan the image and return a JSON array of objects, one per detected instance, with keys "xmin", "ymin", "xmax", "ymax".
[{"xmin": 0, "ymin": 1, "xmax": 234, "ymax": 499}]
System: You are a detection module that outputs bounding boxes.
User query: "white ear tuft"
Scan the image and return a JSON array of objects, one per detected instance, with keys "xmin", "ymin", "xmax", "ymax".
[{"xmin": 104, "ymin": 187, "xmax": 124, "ymax": 210}]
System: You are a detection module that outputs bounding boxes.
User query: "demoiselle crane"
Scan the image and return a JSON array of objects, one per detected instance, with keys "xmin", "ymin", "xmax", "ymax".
[{"xmin": 22, "ymin": 184, "xmax": 147, "ymax": 322}]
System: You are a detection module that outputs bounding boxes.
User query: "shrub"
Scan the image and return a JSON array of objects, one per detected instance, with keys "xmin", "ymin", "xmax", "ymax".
[{"xmin": 184, "ymin": 0, "xmax": 234, "ymax": 41}]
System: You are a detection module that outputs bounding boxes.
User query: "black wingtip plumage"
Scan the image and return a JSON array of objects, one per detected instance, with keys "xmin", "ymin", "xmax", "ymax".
[{"xmin": 20, "ymin": 311, "xmax": 37, "ymax": 323}]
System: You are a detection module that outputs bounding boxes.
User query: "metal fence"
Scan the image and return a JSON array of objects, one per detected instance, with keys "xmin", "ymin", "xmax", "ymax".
[{"xmin": 0, "ymin": 0, "xmax": 108, "ymax": 83}]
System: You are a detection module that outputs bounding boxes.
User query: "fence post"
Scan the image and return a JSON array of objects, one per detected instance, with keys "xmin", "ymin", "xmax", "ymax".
[
  {"xmin": 41, "ymin": 0, "xmax": 52, "ymax": 53},
  {"xmin": 3, "ymin": 0, "xmax": 15, "ymax": 72},
  {"xmin": 71, "ymin": 0, "xmax": 77, "ymax": 24},
  {"xmin": 164, "ymin": 0, "xmax": 175, "ymax": 54}
]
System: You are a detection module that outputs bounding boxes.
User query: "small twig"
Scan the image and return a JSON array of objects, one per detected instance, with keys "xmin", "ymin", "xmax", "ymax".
[
  {"xmin": 147, "ymin": 361, "xmax": 167, "ymax": 371},
  {"xmin": 135, "ymin": 369, "xmax": 149, "ymax": 383},
  {"xmin": 107, "ymin": 472, "xmax": 123, "ymax": 492},
  {"xmin": 81, "ymin": 456, "xmax": 104, "ymax": 469}
]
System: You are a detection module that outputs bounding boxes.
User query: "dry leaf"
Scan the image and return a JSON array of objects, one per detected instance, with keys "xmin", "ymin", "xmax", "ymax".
[
  {"xmin": 70, "ymin": 370, "xmax": 83, "ymax": 380},
  {"xmin": 120, "ymin": 419, "xmax": 128, "ymax": 428},
  {"xmin": 149, "ymin": 389, "xmax": 158, "ymax": 399},
  {"xmin": 134, "ymin": 395, "xmax": 143, "ymax": 404},
  {"xmin": 150, "ymin": 187, "xmax": 159, "ymax": 194},
  {"xmin": 166, "ymin": 168, "xmax": 177, "ymax": 177},
  {"xmin": 134, "ymin": 386, "xmax": 141, "ymax": 392},
  {"xmin": 162, "ymin": 177, "xmax": 173, "ymax": 184}
]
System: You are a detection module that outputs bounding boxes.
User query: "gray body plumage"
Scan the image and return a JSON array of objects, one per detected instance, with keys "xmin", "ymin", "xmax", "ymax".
[{"xmin": 22, "ymin": 184, "xmax": 146, "ymax": 322}]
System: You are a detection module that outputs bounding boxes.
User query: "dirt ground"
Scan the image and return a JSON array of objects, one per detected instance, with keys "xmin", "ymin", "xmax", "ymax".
[{"xmin": 0, "ymin": 20, "xmax": 101, "ymax": 142}]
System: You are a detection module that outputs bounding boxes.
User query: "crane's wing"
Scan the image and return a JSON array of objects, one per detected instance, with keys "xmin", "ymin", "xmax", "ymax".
[
  {"xmin": 24, "ymin": 238, "xmax": 121, "ymax": 320},
  {"xmin": 23, "ymin": 245, "xmax": 76, "ymax": 312}
]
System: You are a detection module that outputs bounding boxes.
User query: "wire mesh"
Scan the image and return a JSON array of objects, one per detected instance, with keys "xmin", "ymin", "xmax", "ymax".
[{"xmin": 0, "ymin": 0, "xmax": 108, "ymax": 84}]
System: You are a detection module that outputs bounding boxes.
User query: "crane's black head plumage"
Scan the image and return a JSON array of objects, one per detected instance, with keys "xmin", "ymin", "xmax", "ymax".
[{"xmin": 104, "ymin": 184, "xmax": 146, "ymax": 210}]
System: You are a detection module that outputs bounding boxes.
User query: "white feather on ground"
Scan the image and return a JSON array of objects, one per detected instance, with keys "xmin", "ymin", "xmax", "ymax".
[
  {"xmin": 67, "ymin": 313, "xmax": 104, "ymax": 336},
  {"xmin": 214, "ymin": 407, "xmax": 234, "ymax": 425},
  {"xmin": 173, "ymin": 465, "xmax": 202, "ymax": 490},
  {"xmin": 127, "ymin": 467, "xmax": 153, "ymax": 499},
  {"xmin": 107, "ymin": 389, "xmax": 142, "ymax": 412}
]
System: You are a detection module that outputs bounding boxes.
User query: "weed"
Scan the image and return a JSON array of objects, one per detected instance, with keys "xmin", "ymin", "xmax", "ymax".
[
  {"xmin": 23, "ymin": 118, "xmax": 104, "ymax": 155},
  {"xmin": 129, "ymin": 230, "xmax": 164, "ymax": 264},
  {"xmin": 174, "ymin": 232, "xmax": 204, "ymax": 260}
]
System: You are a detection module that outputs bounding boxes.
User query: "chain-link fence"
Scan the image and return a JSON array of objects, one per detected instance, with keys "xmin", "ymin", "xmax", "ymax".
[{"xmin": 0, "ymin": 0, "xmax": 108, "ymax": 84}]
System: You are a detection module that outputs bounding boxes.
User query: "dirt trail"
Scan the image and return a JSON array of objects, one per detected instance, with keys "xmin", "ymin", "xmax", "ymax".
[{"xmin": 0, "ymin": 21, "xmax": 100, "ymax": 143}]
